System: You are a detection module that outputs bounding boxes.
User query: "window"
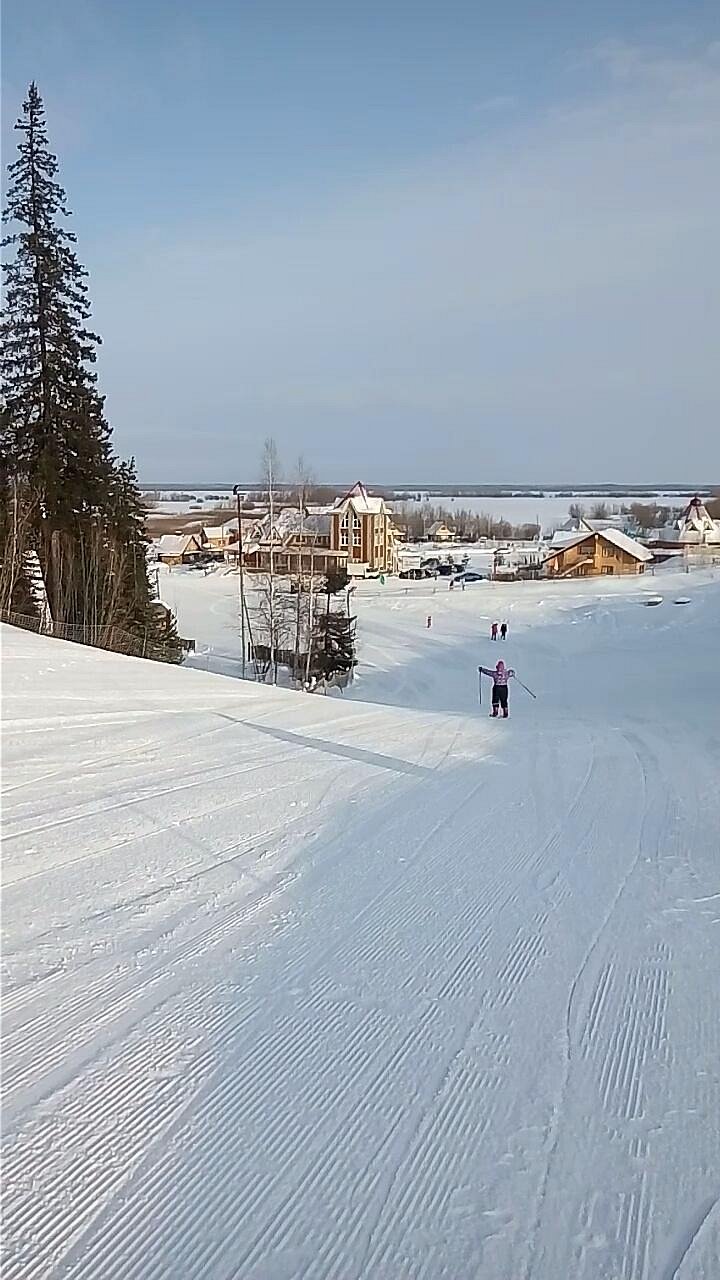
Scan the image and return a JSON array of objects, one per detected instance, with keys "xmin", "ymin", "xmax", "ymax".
[
  {"xmin": 352, "ymin": 514, "xmax": 361, "ymax": 548},
  {"xmin": 340, "ymin": 513, "xmax": 349, "ymax": 547},
  {"xmin": 603, "ymin": 544, "xmax": 614, "ymax": 557},
  {"xmin": 602, "ymin": 566, "xmax": 614, "ymax": 575}
]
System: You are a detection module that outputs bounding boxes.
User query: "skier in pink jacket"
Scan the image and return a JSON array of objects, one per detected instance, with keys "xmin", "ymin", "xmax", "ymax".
[{"xmin": 478, "ymin": 659, "xmax": 515, "ymax": 717}]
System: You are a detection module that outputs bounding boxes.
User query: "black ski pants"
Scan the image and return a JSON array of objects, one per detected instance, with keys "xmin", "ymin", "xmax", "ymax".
[{"xmin": 492, "ymin": 684, "xmax": 508, "ymax": 710}]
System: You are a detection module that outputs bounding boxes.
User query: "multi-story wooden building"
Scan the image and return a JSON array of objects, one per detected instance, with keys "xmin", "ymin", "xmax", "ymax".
[
  {"xmin": 243, "ymin": 483, "xmax": 398, "ymax": 577},
  {"xmin": 327, "ymin": 482, "xmax": 397, "ymax": 574},
  {"xmin": 544, "ymin": 528, "xmax": 652, "ymax": 578}
]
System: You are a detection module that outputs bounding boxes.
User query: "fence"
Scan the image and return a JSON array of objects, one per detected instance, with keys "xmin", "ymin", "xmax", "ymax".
[
  {"xmin": 0, "ymin": 609, "xmax": 184, "ymax": 663},
  {"xmin": 250, "ymin": 643, "xmax": 306, "ymax": 669}
]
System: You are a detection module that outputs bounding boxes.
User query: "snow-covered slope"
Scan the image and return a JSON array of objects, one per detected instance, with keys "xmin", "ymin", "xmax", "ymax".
[{"xmin": 2, "ymin": 578, "xmax": 720, "ymax": 1279}]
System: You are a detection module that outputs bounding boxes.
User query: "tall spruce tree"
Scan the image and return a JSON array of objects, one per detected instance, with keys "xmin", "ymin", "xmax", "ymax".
[{"xmin": 1, "ymin": 83, "xmax": 180, "ymax": 658}]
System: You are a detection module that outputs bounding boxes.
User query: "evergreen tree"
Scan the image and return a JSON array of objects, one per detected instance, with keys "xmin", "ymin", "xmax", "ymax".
[
  {"xmin": 313, "ymin": 610, "xmax": 356, "ymax": 680},
  {"xmin": 311, "ymin": 570, "xmax": 356, "ymax": 680},
  {"xmin": 324, "ymin": 566, "xmax": 350, "ymax": 596},
  {"xmin": 1, "ymin": 83, "xmax": 110, "ymax": 520},
  {"xmin": 1, "ymin": 83, "xmax": 180, "ymax": 659}
]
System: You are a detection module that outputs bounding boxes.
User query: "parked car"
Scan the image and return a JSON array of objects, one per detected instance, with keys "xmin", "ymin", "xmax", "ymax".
[{"xmin": 453, "ymin": 570, "xmax": 487, "ymax": 583}]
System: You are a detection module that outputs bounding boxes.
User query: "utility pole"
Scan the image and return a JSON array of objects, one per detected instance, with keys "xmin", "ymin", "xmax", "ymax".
[
  {"xmin": 263, "ymin": 442, "xmax": 278, "ymax": 684},
  {"xmin": 232, "ymin": 484, "xmax": 247, "ymax": 676}
]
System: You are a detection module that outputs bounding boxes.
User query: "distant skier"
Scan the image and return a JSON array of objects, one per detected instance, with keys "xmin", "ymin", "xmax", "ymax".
[
  {"xmin": 426, "ymin": 614, "xmax": 432, "ymax": 629},
  {"xmin": 491, "ymin": 621, "xmax": 499, "ymax": 641},
  {"xmin": 500, "ymin": 620, "xmax": 508, "ymax": 640},
  {"xmin": 478, "ymin": 659, "xmax": 515, "ymax": 718}
]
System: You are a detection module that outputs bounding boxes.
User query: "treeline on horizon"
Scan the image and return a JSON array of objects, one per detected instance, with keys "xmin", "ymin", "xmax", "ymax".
[
  {"xmin": 148, "ymin": 492, "xmax": 720, "ymax": 544},
  {"xmin": 143, "ymin": 483, "xmax": 716, "ymax": 499}
]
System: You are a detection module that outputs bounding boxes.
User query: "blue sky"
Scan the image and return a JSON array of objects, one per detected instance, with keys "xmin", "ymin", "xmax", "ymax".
[{"xmin": 3, "ymin": 1, "xmax": 719, "ymax": 483}]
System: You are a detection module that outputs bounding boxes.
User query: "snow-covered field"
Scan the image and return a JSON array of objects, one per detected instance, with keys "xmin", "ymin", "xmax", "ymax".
[
  {"xmin": 390, "ymin": 494, "xmax": 691, "ymax": 530},
  {"xmin": 3, "ymin": 566, "xmax": 720, "ymax": 1278},
  {"xmin": 145, "ymin": 491, "xmax": 693, "ymax": 524}
]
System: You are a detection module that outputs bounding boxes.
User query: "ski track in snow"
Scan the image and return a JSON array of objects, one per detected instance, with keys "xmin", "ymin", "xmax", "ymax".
[{"xmin": 2, "ymin": 567, "xmax": 720, "ymax": 1279}]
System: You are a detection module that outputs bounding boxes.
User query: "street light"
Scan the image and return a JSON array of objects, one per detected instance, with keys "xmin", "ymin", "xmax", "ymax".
[{"xmin": 232, "ymin": 484, "xmax": 247, "ymax": 676}]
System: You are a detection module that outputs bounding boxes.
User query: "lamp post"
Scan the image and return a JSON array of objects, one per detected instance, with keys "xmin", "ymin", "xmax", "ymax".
[{"xmin": 232, "ymin": 484, "xmax": 247, "ymax": 676}]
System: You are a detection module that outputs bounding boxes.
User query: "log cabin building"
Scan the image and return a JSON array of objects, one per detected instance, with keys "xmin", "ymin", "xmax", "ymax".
[{"xmin": 544, "ymin": 528, "xmax": 653, "ymax": 578}]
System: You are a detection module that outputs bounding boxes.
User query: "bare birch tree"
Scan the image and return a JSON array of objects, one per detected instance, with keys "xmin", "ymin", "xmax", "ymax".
[
  {"xmin": 261, "ymin": 437, "xmax": 281, "ymax": 682},
  {"xmin": 293, "ymin": 455, "xmax": 316, "ymax": 680}
]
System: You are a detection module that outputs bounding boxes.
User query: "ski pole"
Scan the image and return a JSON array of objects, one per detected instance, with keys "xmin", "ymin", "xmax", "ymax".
[
  {"xmin": 511, "ymin": 675, "xmax": 536, "ymax": 699},
  {"xmin": 477, "ymin": 669, "xmax": 482, "ymax": 706}
]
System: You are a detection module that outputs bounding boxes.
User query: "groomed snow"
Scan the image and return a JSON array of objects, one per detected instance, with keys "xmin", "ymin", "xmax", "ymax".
[{"xmin": 2, "ymin": 568, "xmax": 720, "ymax": 1278}]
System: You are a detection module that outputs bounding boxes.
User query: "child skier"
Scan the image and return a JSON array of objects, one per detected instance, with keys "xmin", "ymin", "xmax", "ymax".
[
  {"xmin": 490, "ymin": 621, "xmax": 499, "ymax": 640},
  {"xmin": 478, "ymin": 659, "xmax": 515, "ymax": 717}
]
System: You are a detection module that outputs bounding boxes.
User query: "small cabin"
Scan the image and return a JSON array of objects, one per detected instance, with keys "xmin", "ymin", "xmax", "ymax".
[
  {"xmin": 155, "ymin": 533, "xmax": 204, "ymax": 566},
  {"xmin": 426, "ymin": 520, "xmax": 456, "ymax": 543}
]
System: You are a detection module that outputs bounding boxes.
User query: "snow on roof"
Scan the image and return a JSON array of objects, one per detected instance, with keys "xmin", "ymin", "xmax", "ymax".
[
  {"xmin": 304, "ymin": 512, "xmax": 332, "ymax": 535},
  {"xmin": 428, "ymin": 520, "xmax": 454, "ymax": 534},
  {"xmin": 255, "ymin": 506, "xmax": 332, "ymax": 541},
  {"xmin": 678, "ymin": 496, "xmax": 713, "ymax": 527},
  {"xmin": 548, "ymin": 531, "xmax": 590, "ymax": 550},
  {"xmin": 676, "ymin": 496, "xmax": 720, "ymax": 542},
  {"xmin": 334, "ymin": 481, "xmax": 385, "ymax": 514},
  {"xmin": 598, "ymin": 528, "xmax": 653, "ymax": 561},
  {"xmin": 202, "ymin": 525, "xmax": 227, "ymax": 540},
  {"xmin": 156, "ymin": 534, "xmax": 200, "ymax": 555},
  {"xmin": 559, "ymin": 516, "xmax": 624, "ymax": 533},
  {"xmin": 582, "ymin": 517, "xmax": 625, "ymax": 531},
  {"xmin": 547, "ymin": 528, "xmax": 652, "ymax": 561}
]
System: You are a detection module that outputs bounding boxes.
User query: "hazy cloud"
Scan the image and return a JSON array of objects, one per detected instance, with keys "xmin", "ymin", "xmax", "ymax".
[
  {"xmin": 474, "ymin": 95, "xmax": 517, "ymax": 113},
  {"xmin": 90, "ymin": 39, "xmax": 720, "ymax": 481}
]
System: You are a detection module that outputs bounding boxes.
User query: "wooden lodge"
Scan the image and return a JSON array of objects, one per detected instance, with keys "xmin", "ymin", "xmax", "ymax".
[
  {"xmin": 242, "ymin": 482, "xmax": 398, "ymax": 578},
  {"xmin": 544, "ymin": 529, "xmax": 653, "ymax": 578}
]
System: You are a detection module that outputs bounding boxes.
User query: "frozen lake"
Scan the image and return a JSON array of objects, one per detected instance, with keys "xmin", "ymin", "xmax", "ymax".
[
  {"xmin": 146, "ymin": 491, "xmax": 691, "ymax": 530},
  {"xmin": 390, "ymin": 494, "xmax": 690, "ymax": 531}
]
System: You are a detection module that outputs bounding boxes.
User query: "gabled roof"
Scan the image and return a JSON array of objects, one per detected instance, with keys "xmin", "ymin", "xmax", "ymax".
[
  {"xmin": 227, "ymin": 539, "xmax": 260, "ymax": 554},
  {"xmin": 559, "ymin": 515, "xmax": 624, "ymax": 533},
  {"xmin": 156, "ymin": 534, "xmax": 202, "ymax": 555},
  {"xmin": 548, "ymin": 531, "xmax": 593, "ymax": 551},
  {"xmin": 546, "ymin": 528, "xmax": 651, "ymax": 562},
  {"xmin": 582, "ymin": 517, "xmax": 625, "ymax": 531},
  {"xmin": 428, "ymin": 520, "xmax": 454, "ymax": 535},
  {"xmin": 255, "ymin": 506, "xmax": 332, "ymax": 543},
  {"xmin": 334, "ymin": 481, "xmax": 385, "ymax": 514},
  {"xmin": 598, "ymin": 527, "xmax": 653, "ymax": 561}
]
